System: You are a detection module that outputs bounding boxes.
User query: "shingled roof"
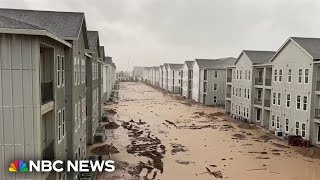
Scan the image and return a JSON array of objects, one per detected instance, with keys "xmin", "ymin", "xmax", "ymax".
[
  {"xmin": 0, "ymin": 15, "xmax": 41, "ymax": 30},
  {"xmin": 105, "ymin": 56, "xmax": 113, "ymax": 64},
  {"xmin": 184, "ymin": 61, "xmax": 194, "ymax": 69},
  {"xmin": 0, "ymin": 8, "xmax": 85, "ymax": 40},
  {"xmin": 207, "ymin": 57, "xmax": 237, "ymax": 69},
  {"xmin": 168, "ymin": 64, "xmax": 183, "ymax": 70},
  {"xmin": 194, "ymin": 59, "xmax": 222, "ymax": 68},
  {"xmin": 289, "ymin": 37, "xmax": 320, "ymax": 59},
  {"xmin": 87, "ymin": 31, "xmax": 99, "ymax": 49},
  {"xmin": 242, "ymin": 50, "xmax": 276, "ymax": 64}
]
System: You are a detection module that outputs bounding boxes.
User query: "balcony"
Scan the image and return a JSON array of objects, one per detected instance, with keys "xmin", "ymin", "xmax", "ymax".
[
  {"xmin": 254, "ymin": 98, "xmax": 262, "ymax": 105},
  {"xmin": 316, "ymin": 81, "xmax": 320, "ymax": 91},
  {"xmin": 226, "ymin": 93, "xmax": 231, "ymax": 98},
  {"xmin": 41, "ymin": 81, "xmax": 53, "ymax": 105},
  {"xmin": 255, "ymin": 78, "xmax": 263, "ymax": 85},
  {"xmin": 227, "ymin": 77, "xmax": 232, "ymax": 83},
  {"xmin": 265, "ymin": 79, "xmax": 271, "ymax": 86},
  {"xmin": 264, "ymin": 99, "xmax": 271, "ymax": 107},
  {"xmin": 315, "ymin": 109, "xmax": 320, "ymax": 119}
]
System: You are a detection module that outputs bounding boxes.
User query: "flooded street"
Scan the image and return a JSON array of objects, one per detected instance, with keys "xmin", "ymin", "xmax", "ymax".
[{"xmin": 90, "ymin": 82, "xmax": 320, "ymax": 180}]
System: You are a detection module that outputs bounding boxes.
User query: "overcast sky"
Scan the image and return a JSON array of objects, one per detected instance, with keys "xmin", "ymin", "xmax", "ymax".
[{"xmin": 1, "ymin": 0, "xmax": 320, "ymax": 71}]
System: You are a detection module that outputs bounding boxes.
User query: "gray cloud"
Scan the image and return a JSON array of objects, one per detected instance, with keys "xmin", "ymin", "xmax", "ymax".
[{"xmin": 1, "ymin": 0, "xmax": 320, "ymax": 70}]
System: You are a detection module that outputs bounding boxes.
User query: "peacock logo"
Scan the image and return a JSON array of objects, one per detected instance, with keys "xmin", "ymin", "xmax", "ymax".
[{"xmin": 9, "ymin": 160, "xmax": 29, "ymax": 172}]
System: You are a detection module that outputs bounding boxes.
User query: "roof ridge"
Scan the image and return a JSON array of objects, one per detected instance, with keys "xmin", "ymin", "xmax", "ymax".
[{"xmin": 0, "ymin": 7, "xmax": 84, "ymax": 14}]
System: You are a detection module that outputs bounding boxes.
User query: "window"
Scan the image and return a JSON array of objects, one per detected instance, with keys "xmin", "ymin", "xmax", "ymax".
[
  {"xmin": 296, "ymin": 122, "xmax": 300, "ymax": 135},
  {"xmin": 286, "ymin": 94, "xmax": 290, "ymax": 108},
  {"xmin": 238, "ymin": 106, "xmax": 241, "ymax": 115},
  {"xmin": 75, "ymin": 104, "xmax": 78, "ymax": 131},
  {"xmin": 74, "ymin": 57, "xmax": 77, "ymax": 85},
  {"xmin": 204, "ymin": 82, "xmax": 207, "ymax": 93},
  {"xmin": 179, "ymin": 71, "xmax": 181, "ymax": 76},
  {"xmin": 243, "ymin": 107, "xmax": 246, "ymax": 116},
  {"xmin": 239, "ymin": 88, "xmax": 241, "ymax": 97},
  {"xmin": 78, "ymin": 58, "xmax": 80, "ymax": 84},
  {"xmin": 231, "ymin": 103, "xmax": 234, "ymax": 112},
  {"xmin": 318, "ymin": 126, "xmax": 320, "ymax": 142},
  {"xmin": 285, "ymin": 119, "xmax": 289, "ymax": 132},
  {"xmin": 236, "ymin": 105, "xmax": 238, "ymax": 114},
  {"xmin": 213, "ymin": 96, "xmax": 217, "ymax": 103},
  {"xmin": 276, "ymin": 116, "xmax": 280, "ymax": 129},
  {"xmin": 277, "ymin": 93, "xmax": 281, "ymax": 105},
  {"xmin": 232, "ymin": 87, "xmax": 235, "ymax": 95},
  {"xmin": 237, "ymin": 70, "xmax": 239, "ymax": 79},
  {"xmin": 240, "ymin": 70, "xmax": 242, "ymax": 79},
  {"xmin": 248, "ymin": 70, "xmax": 251, "ymax": 80},
  {"xmin": 214, "ymin": 84, "xmax": 217, "ymax": 91},
  {"xmin": 297, "ymin": 95, "xmax": 301, "ymax": 110},
  {"xmin": 305, "ymin": 69, "xmax": 309, "ymax": 83},
  {"xmin": 57, "ymin": 55, "xmax": 61, "ymax": 87},
  {"xmin": 214, "ymin": 71, "xmax": 218, "ymax": 78},
  {"xmin": 303, "ymin": 96, "xmax": 307, "ymax": 111},
  {"xmin": 78, "ymin": 101, "xmax": 81, "ymax": 127},
  {"xmin": 288, "ymin": 69, "xmax": 292, "ymax": 83},
  {"xmin": 302, "ymin": 123, "xmax": 306, "ymax": 138},
  {"xmin": 247, "ymin": 89, "xmax": 250, "ymax": 99},
  {"xmin": 279, "ymin": 69, "xmax": 282, "ymax": 82},
  {"xmin": 233, "ymin": 71, "xmax": 235, "ymax": 79},
  {"xmin": 298, "ymin": 69, "xmax": 302, "ymax": 83},
  {"xmin": 62, "ymin": 108, "xmax": 65, "ymax": 137},
  {"xmin": 273, "ymin": 93, "xmax": 276, "ymax": 105},
  {"xmin": 271, "ymin": 115, "xmax": 275, "ymax": 127},
  {"xmin": 244, "ymin": 89, "xmax": 247, "ymax": 99},
  {"xmin": 61, "ymin": 56, "xmax": 65, "ymax": 86},
  {"xmin": 82, "ymin": 98, "xmax": 86, "ymax": 123},
  {"xmin": 58, "ymin": 110, "xmax": 61, "ymax": 142},
  {"xmin": 236, "ymin": 88, "xmax": 238, "ymax": 96},
  {"xmin": 246, "ymin": 108, "xmax": 249, "ymax": 117},
  {"xmin": 204, "ymin": 70, "xmax": 207, "ymax": 80},
  {"xmin": 274, "ymin": 69, "xmax": 277, "ymax": 82}
]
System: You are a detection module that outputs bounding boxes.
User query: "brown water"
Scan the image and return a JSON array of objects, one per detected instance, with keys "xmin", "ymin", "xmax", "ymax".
[{"xmin": 88, "ymin": 82, "xmax": 320, "ymax": 180}]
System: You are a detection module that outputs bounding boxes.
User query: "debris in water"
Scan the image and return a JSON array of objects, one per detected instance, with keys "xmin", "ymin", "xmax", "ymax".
[
  {"xmin": 105, "ymin": 109, "xmax": 117, "ymax": 115},
  {"xmin": 171, "ymin": 143, "xmax": 188, "ymax": 155},
  {"xmin": 105, "ymin": 121, "xmax": 120, "ymax": 129},
  {"xmin": 91, "ymin": 144, "xmax": 119, "ymax": 155}
]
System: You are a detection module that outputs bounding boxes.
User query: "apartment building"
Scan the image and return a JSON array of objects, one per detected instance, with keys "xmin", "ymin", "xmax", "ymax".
[
  {"xmin": 133, "ymin": 66, "xmax": 145, "ymax": 81},
  {"xmin": 159, "ymin": 65, "xmax": 164, "ymax": 88},
  {"xmin": 103, "ymin": 57, "xmax": 116, "ymax": 101},
  {"xmin": 168, "ymin": 64, "xmax": 183, "ymax": 93},
  {"xmin": 225, "ymin": 51, "xmax": 275, "ymax": 128},
  {"xmin": 182, "ymin": 61, "xmax": 194, "ymax": 98},
  {"xmin": 0, "ymin": 8, "xmax": 88, "ymax": 180},
  {"xmin": 143, "ymin": 67, "xmax": 151, "ymax": 83},
  {"xmin": 192, "ymin": 59, "xmax": 221, "ymax": 102},
  {"xmin": 162, "ymin": 64, "xmax": 169, "ymax": 91},
  {"xmin": 151, "ymin": 66, "xmax": 160, "ymax": 86},
  {"xmin": 200, "ymin": 58, "xmax": 236, "ymax": 106},
  {"xmin": 86, "ymin": 31, "xmax": 102, "ymax": 148}
]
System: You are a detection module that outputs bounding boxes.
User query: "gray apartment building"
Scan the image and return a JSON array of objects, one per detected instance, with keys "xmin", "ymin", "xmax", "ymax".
[
  {"xmin": 182, "ymin": 61, "xmax": 194, "ymax": 98},
  {"xmin": 0, "ymin": 8, "xmax": 116, "ymax": 180},
  {"xmin": 86, "ymin": 31, "xmax": 102, "ymax": 147}
]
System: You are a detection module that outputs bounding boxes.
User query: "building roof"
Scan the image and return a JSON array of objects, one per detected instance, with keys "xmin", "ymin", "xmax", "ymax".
[
  {"xmin": 207, "ymin": 57, "xmax": 237, "ymax": 69},
  {"xmin": 289, "ymin": 37, "xmax": 320, "ymax": 59},
  {"xmin": 111, "ymin": 63, "xmax": 116, "ymax": 68},
  {"xmin": 0, "ymin": 8, "xmax": 85, "ymax": 40},
  {"xmin": 104, "ymin": 56, "xmax": 113, "ymax": 64},
  {"xmin": 168, "ymin": 64, "xmax": 183, "ymax": 70},
  {"xmin": 241, "ymin": 50, "xmax": 276, "ymax": 64},
  {"xmin": 184, "ymin": 61, "xmax": 194, "ymax": 69},
  {"xmin": 99, "ymin": 46, "xmax": 105, "ymax": 59},
  {"xmin": 194, "ymin": 59, "xmax": 222, "ymax": 68},
  {"xmin": 0, "ymin": 15, "xmax": 41, "ymax": 30},
  {"xmin": 87, "ymin": 31, "xmax": 99, "ymax": 50},
  {"xmin": 163, "ymin": 63, "xmax": 169, "ymax": 70},
  {"xmin": 152, "ymin": 66, "xmax": 160, "ymax": 70}
]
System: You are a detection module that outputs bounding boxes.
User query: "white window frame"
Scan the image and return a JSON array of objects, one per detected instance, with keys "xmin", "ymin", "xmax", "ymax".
[
  {"xmin": 298, "ymin": 69, "xmax": 302, "ymax": 83},
  {"xmin": 213, "ymin": 96, "xmax": 217, "ymax": 103},
  {"xmin": 75, "ymin": 103, "xmax": 78, "ymax": 132},
  {"xmin": 247, "ymin": 89, "xmax": 250, "ymax": 99},
  {"xmin": 58, "ymin": 109, "xmax": 61, "ymax": 142},
  {"xmin": 286, "ymin": 94, "xmax": 290, "ymax": 108},
  {"xmin": 61, "ymin": 56, "xmax": 65, "ymax": 87},
  {"xmin": 246, "ymin": 107, "xmax": 249, "ymax": 118},
  {"xmin": 78, "ymin": 101, "xmax": 81, "ymax": 128},
  {"xmin": 301, "ymin": 123, "xmax": 306, "ymax": 138},
  {"xmin": 271, "ymin": 114, "xmax": 275, "ymax": 127},
  {"xmin": 214, "ymin": 71, "xmax": 218, "ymax": 78},
  {"xmin": 248, "ymin": 70, "xmax": 251, "ymax": 80},
  {"xmin": 239, "ymin": 88, "xmax": 241, "ymax": 97},
  {"xmin": 277, "ymin": 93, "xmax": 281, "ymax": 106},
  {"xmin": 303, "ymin": 96, "xmax": 307, "ymax": 111},
  {"xmin": 295, "ymin": 121, "xmax": 300, "ymax": 135},
  {"xmin": 285, "ymin": 118, "xmax": 289, "ymax": 132},
  {"xmin": 304, "ymin": 69, "xmax": 309, "ymax": 84},
  {"xmin": 274, "ymin": 69, "xmax": 277, "ymax": 82},
  {"xmin": 273, "ymin": 93, "xmax": 276, "ymax": 105},
  {"xmin": 279, "ymin": 69, "xmax": 282, "ymax": 82},
  {"xmin": 276, "ymin": 116, "xmax": 280, "ymax": 129},
  {"xmin": 74, "ymin": 57, "xmax": 77, "ymax": 85},
  {"xmin": 62, "ymin": 107, "xmax": 65, "ymax": 137},
  {"xmin": 214, "ymin": 84, "xmax": 217, "ymax": 91},
  {"xmin": 57, "ymin": 55, "xmax": 61, "ymax": 88},
  {"xmin": 297, "ymin": 95, "xmax": 301, "ymax": 110},
  {"xmin": 245, "ymin": 70, "xmax": 247, "ymax": 80},
  {"xmin": 244, "ymin": 89, "xmax": 247, "ymax": 99},
  {"xmin": 287, "ymin": 69, "xmax": 292, "ymax": 83}
]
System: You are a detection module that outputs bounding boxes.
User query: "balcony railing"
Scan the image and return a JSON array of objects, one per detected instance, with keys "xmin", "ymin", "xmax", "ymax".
[
  {"xmin": 255, "ymin": 78, "xmax": 263, "ymax": 85},
  {"xmin": 315, "ymin": 109, "xmax": 320, "ymax": 119},
  {"xmin": 254, "ymin": 98, "xmax": 262, "ymax": 105},
  {"xmin": 316, "ymin": 81, "xmax": 320, "ymax": 91},
  {"xmin": 41, "ymin": 81, "xmax": 53, "ymax": 105},
  {"xmin": 226, "ymin": 93, "xmax": 231, "ymax": 98},
  {"xmin": 265, "ymin": 79, "xmax": 272, "ymax": 86},
  {"xmin": 227, "ymin": 77, "xmax": 232, "ymax": 82},
  {"xmin": 264, "ymin": 99, "xmax": 271, "ymax": 107}
]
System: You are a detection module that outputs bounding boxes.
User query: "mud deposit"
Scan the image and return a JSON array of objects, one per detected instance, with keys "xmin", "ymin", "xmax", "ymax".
[{"xmin": 90, "ymin": 82, "xmax": 320, "ymax": 180}]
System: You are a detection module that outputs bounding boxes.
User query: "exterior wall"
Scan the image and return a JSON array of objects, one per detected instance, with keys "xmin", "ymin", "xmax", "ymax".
[
  {"xmin": 65, "ymin": 27, "xmax": 87, "ymax": 179},
  {"xmin": 230, "ymin": 54, "xmax": 253, "ymax": 122},
  {"xmin": 192, "ymin": 63, "xmax": 200, "ymax": 102},
  {"xmin": 270, "ymin": 40, "xmax": 313, "ymax": 141},
  {"xmin": 205, "ymin": 69, "xmax": 227, "ymax": 106},
  {"xmin": 159, "ymin": 65, "xmax": 163, "ymax": 88},
  {"xmin": 173, "ymin": 70, "xmax": 182, "ymax": 94},
  {"xmin": 163, "ymin": 65, "xmax": 168, "ymax": 91},
  {"xmin": 168, "ymin": 67, "xmax": 173, "ymax": 92},
  {"xmin": 182, "ymin": 64, "xmax": 189, "ymax": 97},
  {"xmin": 133, "ymin": 66, "xmax": 144, "ymax": 79}
]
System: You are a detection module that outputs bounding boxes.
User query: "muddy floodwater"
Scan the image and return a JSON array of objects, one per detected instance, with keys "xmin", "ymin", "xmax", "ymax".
[{"xmin": 88, "ymin": 82, "xmax": 320, "ymax": 180}]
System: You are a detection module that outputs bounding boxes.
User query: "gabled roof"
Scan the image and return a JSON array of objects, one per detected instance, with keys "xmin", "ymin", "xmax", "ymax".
[
  {"xmin": 168, "ymin": 63, "xmax": 183, "ymax": 70},
  {"xmin": 194, "ymin": 59, "xmax": 221, "ymax": 68},
  {"xmin": 270, "ymin": 37, "xmax": 320, "ymax": 61},
  {"xmin": 104, "ymin": 56, "xmax": 113, "ymax": 64},
  {"xmin": 0, "ymin": 15, "xmax": 41, "ymax": 30},
  {"xmin": 87, "ymin": 31, "xmax": 99, "ymax": 49},
  {"xmin": 207, "ymin": 57, "xmax": 236, "ymax": 69},
  {"xmin": 184, "ymin": 61, "xmax": 194, "ymax": 69},
  {"xmin": 237, "ymin": 50, "xmax": 276, "ymax": 65},
  {"xmin": 0, "ymin": 8, "xmax": 85, "ymax": 40},
  {"xmin": 163, "ymin": 63, "xmax": 169, "ymax": 70}
]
